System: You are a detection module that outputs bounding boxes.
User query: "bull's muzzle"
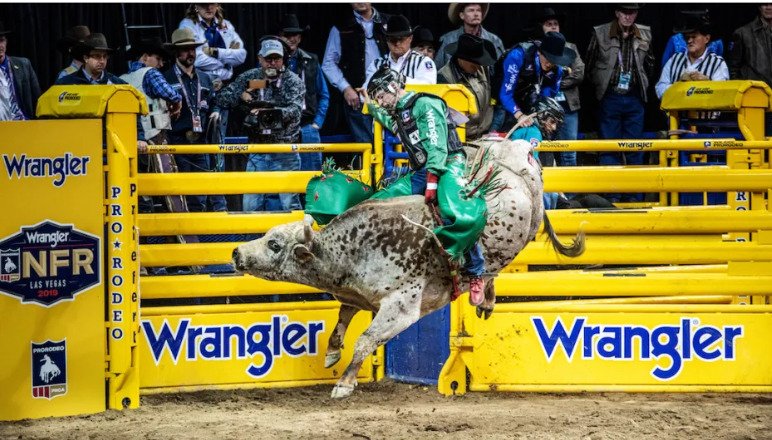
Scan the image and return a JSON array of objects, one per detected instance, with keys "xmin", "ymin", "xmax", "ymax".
[{"xmin": 232, "ymin": 247, "xmax": 244, "ymax": 272}]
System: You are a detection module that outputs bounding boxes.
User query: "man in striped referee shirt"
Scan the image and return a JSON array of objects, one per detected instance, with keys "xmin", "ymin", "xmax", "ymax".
[
  {"xmin": 655, "ymin": 16, "xmax": 729, "ymax": 100},
  {"xmin": 364, "ymin": 15, "xmax": 436, "ymax": 88}
]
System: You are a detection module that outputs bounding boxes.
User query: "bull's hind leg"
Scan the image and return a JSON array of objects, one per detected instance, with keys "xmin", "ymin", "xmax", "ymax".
[
  {"xmin": 331, "ymin": 288, "xmax": 422, "ymax": 399},
  {"xmin": 325, "ymin": 304, "xmax": 359, "ymax": 368}
]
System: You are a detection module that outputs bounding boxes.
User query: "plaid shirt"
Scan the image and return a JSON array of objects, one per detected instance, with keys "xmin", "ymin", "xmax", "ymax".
[{"xmin": 129, "ymin": 61, "xmax": 180, "ymax": 103}]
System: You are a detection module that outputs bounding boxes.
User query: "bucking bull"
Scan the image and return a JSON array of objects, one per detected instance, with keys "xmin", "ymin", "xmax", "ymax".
[{"xmin": 232, "ymin": 137, "xmax": 585, "ymax": 398}]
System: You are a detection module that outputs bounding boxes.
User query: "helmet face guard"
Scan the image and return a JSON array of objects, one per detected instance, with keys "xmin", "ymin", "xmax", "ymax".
[
  {"xmin": 367, "ymin": 66, "xmax": 406, "ymax": 101},
  {"xmin": 531, "ymin": 97, "xmax": 565, "ymax": 139}
]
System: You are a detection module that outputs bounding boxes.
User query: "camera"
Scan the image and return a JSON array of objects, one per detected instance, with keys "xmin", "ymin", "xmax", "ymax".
[{"xmin": 243, "ymin": 106, "xmax": 283, "ymax": 135}]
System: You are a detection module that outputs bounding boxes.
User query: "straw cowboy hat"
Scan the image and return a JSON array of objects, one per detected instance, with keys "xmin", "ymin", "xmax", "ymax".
[
  {"xmin": 447, "ymin": 3, "xmax": 490, "ymax": 26},
  {"xmin": 162, "ymin": 28, "xmax": 205, "ymax": 50}
]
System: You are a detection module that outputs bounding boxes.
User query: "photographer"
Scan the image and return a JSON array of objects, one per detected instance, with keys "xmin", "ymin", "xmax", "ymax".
[{"xmin": 212, "ymin": 37, "xmax": 305, "ymax": 212}]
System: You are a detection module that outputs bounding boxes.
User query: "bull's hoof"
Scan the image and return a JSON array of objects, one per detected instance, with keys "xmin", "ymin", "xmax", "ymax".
[
  {"xmin": 476, "ymin": 305, "xmax": 494, "ymax": 320},
  {"xmin": 324, "ymin": 351, "xmax": 341, "ymax": 369},
  {"xmin": 330, "ymin": 383, "xmax": 356, "ymax": 399}
]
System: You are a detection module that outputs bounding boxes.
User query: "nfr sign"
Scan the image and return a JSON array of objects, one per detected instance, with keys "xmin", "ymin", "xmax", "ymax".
[{"xmin": 0, "ymin": 220, "xmax": 101, "ymax": 306}]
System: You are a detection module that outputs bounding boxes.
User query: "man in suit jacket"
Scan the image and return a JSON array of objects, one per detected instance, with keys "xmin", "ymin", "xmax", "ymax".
[{"xmin": 0, "ymin": 21, "xmax": 41, "ymax": 120}]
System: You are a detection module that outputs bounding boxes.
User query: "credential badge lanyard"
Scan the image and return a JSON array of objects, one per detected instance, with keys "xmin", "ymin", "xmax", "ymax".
[
  {"xmin": 616, "ymin": 48, "xmax": 632, "ymax": 92},
  {"xmin": 174, "ymin": 64, "xmax": 203, "ymax": 133}
]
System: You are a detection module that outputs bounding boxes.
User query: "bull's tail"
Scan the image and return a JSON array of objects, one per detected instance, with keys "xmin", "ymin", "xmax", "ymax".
[{"xmin": 542, "ymin": 212, "xmax": 585, "ymax": 257}]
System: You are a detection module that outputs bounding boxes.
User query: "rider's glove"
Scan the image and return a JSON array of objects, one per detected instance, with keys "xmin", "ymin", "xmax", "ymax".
[{"xmin": 425, "ymin": 172, "xmax": 439, "ymax": 205}]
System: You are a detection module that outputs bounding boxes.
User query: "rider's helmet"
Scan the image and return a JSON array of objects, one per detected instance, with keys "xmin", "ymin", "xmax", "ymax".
[
  {"xmin": 366, "ymin": 65, "xmax": 406, "ymax": 101},
  {"xmin": 530, "ymin": 96, "xmax": 565, "ymax": 139}
]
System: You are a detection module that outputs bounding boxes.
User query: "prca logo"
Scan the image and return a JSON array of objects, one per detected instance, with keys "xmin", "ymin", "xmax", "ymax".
[{"xmin": 32, "ymin": 339, "xmax": 67, "ymax": 399}]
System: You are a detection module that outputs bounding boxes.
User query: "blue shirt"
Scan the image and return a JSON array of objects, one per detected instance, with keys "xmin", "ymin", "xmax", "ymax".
[
  {"xmin": 128, "ymin": 61, "xmax": 181, "ymax": 103},
  {"xmin": 500, "ymin": 45, "xmax": 564, "ymax": 116}
]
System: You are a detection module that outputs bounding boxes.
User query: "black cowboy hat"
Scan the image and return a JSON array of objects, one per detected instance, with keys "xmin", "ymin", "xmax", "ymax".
[
  {"xmin": 162, "ymin": 28, "xmax": 206, "ymax": 50},
  {"xmin": 0, "ymin": 21, "xmax": 12, "ymax": 36},
  {"xmin": 384, "ymin": 15, "xmax": 412, "ymax": 39},
  {"xmin": 447, "ymin": 33, "xmax": 496, "ymax": 66},
  {"xmin": 537, "ymin": 7, "xmax": 565, "ymax": 24},
  {"xmin": 411, "ymin": 26, "xmax": 438, "ymax": 49},
  {"xmin": 128, "ymin": 36, "xmax": 167, "ymax": 58},
  {"xmin": 75, "ymin": 33, "xmax": 116, "ymax": 53},
  {"xmin": 615, "ymin": 3, "xmax": 643, "ymax": 12},
  {"xmin": 55, "ymin": 25, "xmax": 90, "ymax": 53},
  {"xmin": 280, "ymin": 14, "xmax": 309, "ymax": 34},
  {"xmin": 447, "ymin": 3, "xmax": 490, "ymax": 26},
  {"xmin": 536, "ymin": 32, "xmax": 576, "ymax": 66},
  {"xmin": 673, "ymin": 14, "xmax": 714, "ymax": 35}
]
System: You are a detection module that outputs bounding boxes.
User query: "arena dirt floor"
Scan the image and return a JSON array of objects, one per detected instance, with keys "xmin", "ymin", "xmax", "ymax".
[{"xmin": 3, "ymin": 381, "xmax": 770, "ymax": 440}]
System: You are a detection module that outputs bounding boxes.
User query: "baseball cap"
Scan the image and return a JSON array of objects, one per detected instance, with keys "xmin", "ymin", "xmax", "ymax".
[{"xmin": 259, "ymin": 39, "xmax": 284, "ymax": 57}]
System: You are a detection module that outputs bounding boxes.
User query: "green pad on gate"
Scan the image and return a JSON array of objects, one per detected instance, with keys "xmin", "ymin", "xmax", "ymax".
[{"xmin": 305, "ymin": 169, "xmax": 373, "ymax": 226}]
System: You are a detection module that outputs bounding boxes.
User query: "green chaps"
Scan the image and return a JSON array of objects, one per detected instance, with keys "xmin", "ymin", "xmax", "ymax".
[{"xmin": 371, "ymin": 154, "xmax": 487, "ymax": 260}]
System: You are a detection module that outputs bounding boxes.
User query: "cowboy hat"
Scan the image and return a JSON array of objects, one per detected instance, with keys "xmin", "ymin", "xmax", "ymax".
[
  {"xmin": 280, "ymin": 14, "xmax": 309, "ymax": 34},
  {"xmin": 447, "ymin": 3, "xmax": 490, "ymax": 26},
  {"xmin": 411, "ymin": 26, "xmax": 438, "ymax": 49},
  {"xmin": 615, "ymin": 3, "xmax": 643, "ymax": 12},
  {"xmin": 446, "ymin": 33, "xmax": 496, "ymax": 66},
  {"xmin": 673, "ymin": 14, "xmax": 713, "ymax": 35},
  {"xmin": 537, "ymin": 7, "xmax": 565, "ymax": 24},
  {"xmin": 384, "ymin": 15, "xmax": 413, "ymax": 39},
  {"xmin": 536, "ymin": 32, "xmax": 576, "ymax": 66},
  {"xmin": 75, "ymin": 33, "xmax": 116, "ymax": 53},
  {"xmin": 162, "ymin": 28, "xmax": 205, "ymax": 50},
  {"xmin": 0, "ymin": 21, "xmax": 13, "ymax": 36},
  {"xmin": 55, "ymin": 25, "xmax": 90, "ymax": 53},
  {"xmin": 128, "ymin": 36, "xmax": 168, "ymax": 58}
]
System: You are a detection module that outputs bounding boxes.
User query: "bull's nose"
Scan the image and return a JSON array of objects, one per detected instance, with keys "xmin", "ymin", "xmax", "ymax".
[{"xmin": 232, "ymin": 248, "xmax": 241, "ymax": 270}]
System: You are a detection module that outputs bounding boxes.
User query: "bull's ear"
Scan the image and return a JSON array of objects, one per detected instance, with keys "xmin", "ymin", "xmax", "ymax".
[{"xmin": 293, "ymin": 244, "xmax": 314, "ymax": 264}]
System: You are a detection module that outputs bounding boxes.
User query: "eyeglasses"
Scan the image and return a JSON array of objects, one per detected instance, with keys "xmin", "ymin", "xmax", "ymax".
[{"xmin": 387, "ymin": 37, "xmax": 408, "ymax": 45}]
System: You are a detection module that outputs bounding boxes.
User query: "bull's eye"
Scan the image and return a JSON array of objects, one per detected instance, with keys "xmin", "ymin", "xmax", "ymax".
[{"xmin": 267, "ymin": 239, "xmax": 282, "ymax": 253}]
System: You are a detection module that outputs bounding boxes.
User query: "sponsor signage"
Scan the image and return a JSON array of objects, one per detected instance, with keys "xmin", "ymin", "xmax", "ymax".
[
  {"xmin": 31, "ymin": 340, "xmax": 68, "ymax": 399},
  {"xmin": 0, "ymin": 221, "xmax": 100, "ymax": 307}
]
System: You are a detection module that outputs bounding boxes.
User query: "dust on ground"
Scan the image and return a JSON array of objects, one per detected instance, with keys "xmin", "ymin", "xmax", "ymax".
[{"xmin": 2, "ymin": 380, "xmax": 770, "ymax": 440}]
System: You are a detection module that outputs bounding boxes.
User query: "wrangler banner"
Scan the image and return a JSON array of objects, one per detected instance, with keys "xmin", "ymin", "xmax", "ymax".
[{"xmin": 0, "ymin": 119, "xmax": 105, "ymax": 420}]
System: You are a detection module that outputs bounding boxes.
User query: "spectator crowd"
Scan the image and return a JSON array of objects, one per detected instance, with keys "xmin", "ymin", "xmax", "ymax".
[{"xmin": 2, "ymin": 3, "xmax": 771, "ymax": 213}]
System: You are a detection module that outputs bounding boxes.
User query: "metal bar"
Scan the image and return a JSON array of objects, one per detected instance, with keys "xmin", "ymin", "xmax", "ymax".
[
  {"xmin": 493, "ymin": 272, "xmax": 772, "ymax": 296},
  {"xmin": 542, "ymin": 166, "xmax": 772, "ymax": 192},
  {"xmin": 140, "ymin": 274, "xmax": 320, "ymax": 299},
  {"xmin": 136, "ymin": 209, "xmax": 772, "ymax": 236},
  {"xmin": 138, "ymin": 211, "xmax": 304, "ymax": 235},
  {"xmin": 509, "ymin": 295, "xmax": 735, "ymax": 306},
  {"xmin": 487, "ymin": 303, "xmax": 772, "ymax": 313},
  {"xmin": 138, "ymin": 170, "xmax": 363, "ymax": 195},
  {"xmin": 543, "ymin": 208, "xmax": 772, "ymax": 234},
  {"xmin": 469, "ymin": 384, "xmax": 772, "ymax": 393},
  {"xmin": 538, "ymin": 138, "xmax": 772, "ymax": 152},
  {"xmin": 143, "ymin": 143, "xmax": 371, "ymax": 155},
  {"xmin": 138, "ymin": 239, "xmax": 772, "ymax": 266},
  {"xmin": 140, "ymin": 300, "xmax": 339, "ymax": 316}
]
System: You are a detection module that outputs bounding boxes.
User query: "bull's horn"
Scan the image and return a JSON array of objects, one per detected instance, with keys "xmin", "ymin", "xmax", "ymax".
[{"xmin": 299, "ymin": 215, "xmax": 315, "ymax": 248}]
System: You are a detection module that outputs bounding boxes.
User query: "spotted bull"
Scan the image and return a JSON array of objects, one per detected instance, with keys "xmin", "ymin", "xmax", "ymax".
[{"xmin": 232, "ymin": 138, "xmax": 584, "ymax": 398}]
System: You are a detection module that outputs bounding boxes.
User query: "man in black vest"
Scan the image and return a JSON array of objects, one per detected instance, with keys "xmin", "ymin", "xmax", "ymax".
[{"xmin": 322, "ymin": 3, "xmax": 389, "ymax": 144}]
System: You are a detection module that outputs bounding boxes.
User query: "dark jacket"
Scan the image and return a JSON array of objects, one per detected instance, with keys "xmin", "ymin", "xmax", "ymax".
[
  {"xmin": 728, "ymin": 16, "xmax": 772, "ymax": 86},
  {"xmin": 336, "ymin": 10, "xmax": 389, "ymax": 89},
  {"xmin": 55, "ymin": 68, "xmax": 127, "ymax": 86},
  {"xmin": 289, "ymin": 48, "xmax": 322, "ymax": 126},
  {"xmin": 163, "ymin": 64, "xmax": 214, "ymax": 137},
  {"xmin": 6, "ymin": 56, "xmax": 41, "ymax": 119}
]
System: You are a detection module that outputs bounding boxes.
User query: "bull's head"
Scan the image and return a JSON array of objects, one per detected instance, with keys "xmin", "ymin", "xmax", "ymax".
[{"xmin": 232, "ymin": 215, "xmax": 316, "ymax": 282}]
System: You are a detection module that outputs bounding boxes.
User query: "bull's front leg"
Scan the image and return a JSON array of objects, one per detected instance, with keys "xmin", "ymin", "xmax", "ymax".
[
  {"xmin": 325, "ymin": 303, "xmax": 360, "ymax": 368},
  {"xmin": 331, "ymin": 288, "xmax": 423, "ymax": 399}
]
